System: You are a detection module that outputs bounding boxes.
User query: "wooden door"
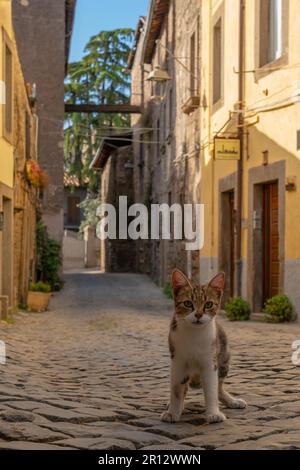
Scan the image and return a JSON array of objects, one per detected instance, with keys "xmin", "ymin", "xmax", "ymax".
[
  {"xmin": 263, "ymin": 182, "xmax": 279, "ymax": 302},
  {"xmin": 67, "ymin": 196, "xmax": 81, "ymax": 226},
  {"xmin": 228, "ymin": 191, "xmax": 235, "ymax": 297},
  {"xmin": 220, "ymin": 190, "xmax": 235, "ymax": 301}
]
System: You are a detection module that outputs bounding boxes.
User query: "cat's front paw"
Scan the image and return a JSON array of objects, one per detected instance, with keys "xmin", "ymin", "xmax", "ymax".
[
  {"xmin": 228, "ymin": 398, "xmax": 247, "ymax": 409},
  {"xmin": 207, "ymin": 411, "xmax": 226, "ymax": 424},
  {"xmin": 161, "ymin": 410, "xmax": 181, "ymax": 423}
]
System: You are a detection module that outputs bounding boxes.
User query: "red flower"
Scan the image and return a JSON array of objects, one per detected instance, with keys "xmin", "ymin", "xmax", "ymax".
[{"xmin": 26, "ymin": 160, "xmax": 49, "ymax": 189}]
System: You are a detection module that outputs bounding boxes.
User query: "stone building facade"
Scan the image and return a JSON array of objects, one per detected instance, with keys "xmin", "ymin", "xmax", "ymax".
[
  {"xmin": 92, "ymin": 0, "xmax": 300, "ymax": 318},
  {"xmin": 0, "ymin": 0, "xmax": 38, "ymax": 313},
  {"xmin": 13, "ymin": 47, "xmax": 38, "ymax": 307},
  {"xmin": 130, "ymin": 0, "xmax": 202, "ymax": 286},
  {"xmin": 91, "ymin": 135, "xmax": 135, "ymax": 273},
  {"xmin": 12, "ymin": 0, "xmax": 76, "ymax": 244},
  {"xmin": 0, "ymin": 0, "xmax": 15, "ymax": 313}
]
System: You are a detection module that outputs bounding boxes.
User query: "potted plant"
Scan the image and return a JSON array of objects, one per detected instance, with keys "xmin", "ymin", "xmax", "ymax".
[
  {"xmin": 26, "ymin": 159, "xmax": 49, "ymax": 189},
  {"xmin": 263, "ymin": 294, "xmax": 293, "ymax": 323},
  {"xmin": 225, "ymin": 297, "xmax": 251, "ymax": 321},
  {"xmin": 27, "ymin": 281, "xmax": 52, "ymax": 312}
]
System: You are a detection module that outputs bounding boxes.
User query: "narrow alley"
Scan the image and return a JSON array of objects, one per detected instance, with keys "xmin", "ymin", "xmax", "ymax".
[{"xmin": 0, "ymin": 271, "xmax": 300, "ymax": 450}]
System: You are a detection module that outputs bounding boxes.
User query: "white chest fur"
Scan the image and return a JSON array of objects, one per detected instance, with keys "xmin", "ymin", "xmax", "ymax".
[{"xmin": 170, "ymin": 317, "xmax": 216, "ymax": 372}]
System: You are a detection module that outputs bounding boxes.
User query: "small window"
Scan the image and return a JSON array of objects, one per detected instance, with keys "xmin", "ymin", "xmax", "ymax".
[
  {"xmin": 190, "ymin": 32, "xmax": 196, "ymax": 95},
  {"xmin": 2, "ymin": 29, "xmax": 13, "ymax": 142},
  {"xmin": 213, "ymin": 18, "xmax": 222, "ymax": 104},
  {"xmin": 260, "ymin": 0, "xmax": 283, "ymax": 67}
]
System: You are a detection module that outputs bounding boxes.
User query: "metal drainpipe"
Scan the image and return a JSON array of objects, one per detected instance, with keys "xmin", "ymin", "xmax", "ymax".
[{"xmin": 235, "ymin": 0, "xmax": 245, "ymax": 297}]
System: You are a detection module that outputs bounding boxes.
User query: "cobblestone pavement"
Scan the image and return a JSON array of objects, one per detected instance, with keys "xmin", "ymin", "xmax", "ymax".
[{"xmin": 0, "ymin": 270, "xmax": 300, "ymax": 450}]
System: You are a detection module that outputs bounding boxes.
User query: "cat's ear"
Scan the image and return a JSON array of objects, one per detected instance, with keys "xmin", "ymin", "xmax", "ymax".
[
  {"xmin": 171, "ymin": 269, "xmax": 192, "ymax": 296},
  {"xmin": 208, "ymin": 272, "xmax": 225, "ymax": 295}
]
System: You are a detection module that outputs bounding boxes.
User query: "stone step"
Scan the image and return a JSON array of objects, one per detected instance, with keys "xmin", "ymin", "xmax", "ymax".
[{"xmin": 250, "ymin": 312, "xmax": 265, "ymax": 321}]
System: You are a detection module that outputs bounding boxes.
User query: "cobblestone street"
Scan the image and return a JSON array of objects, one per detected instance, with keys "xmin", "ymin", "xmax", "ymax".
[{"xmin": 0, "ymin": 271, "xmax": 300, "ymax": 450}]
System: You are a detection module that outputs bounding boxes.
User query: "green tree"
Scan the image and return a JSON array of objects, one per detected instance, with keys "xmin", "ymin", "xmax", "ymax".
[{"xmin": 64, "ymin": 28, "xmax": 134, "ymax": 190}]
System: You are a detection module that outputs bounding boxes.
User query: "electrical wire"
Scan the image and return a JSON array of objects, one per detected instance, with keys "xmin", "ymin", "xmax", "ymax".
[
  {"xmin": 234, "ymin": 61, "xmax": 300, "ymax": 74},
  {"xmin": 156, "ymin": 40, "xmax": 199, "ymax": 82},
  {"xmin": 55, "ymin": 132, "xmax": 161, "ymax": 145}
]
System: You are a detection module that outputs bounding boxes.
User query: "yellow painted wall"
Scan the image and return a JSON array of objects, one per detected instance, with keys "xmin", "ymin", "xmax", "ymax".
[
  {"xmin": 245, "ymin": 0, "xmax": 300, "ymax": 261},
  {"xmin": 200, "ymin": 0, "xmax": 240, "ymax": 261},
  {"xmin": 0, "ymin": 0, "xmax": 14, "ymax": 189},
  {"xmin": 200, "ymin": 0, "xmax": 300, "ymax": 263}
]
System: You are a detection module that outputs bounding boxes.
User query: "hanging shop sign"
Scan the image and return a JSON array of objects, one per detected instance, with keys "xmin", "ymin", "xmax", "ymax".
[{"xmin": 214, "ymin": 138, "xmax": 240, "ymax": 160}]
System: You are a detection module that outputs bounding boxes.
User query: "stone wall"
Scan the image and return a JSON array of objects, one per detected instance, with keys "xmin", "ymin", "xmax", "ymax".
[
  {"xmin": 12, "ymin": 0, "xmax": 65, "ymax": 244},
  {"xmin": 13, "ymin": 39, "xmax": 37, "ymax": 306},
  {"xmin": 62, "ymin": 230, "xmax": 85, "ymax": 271},
  {"xmin": 130, "ymin": 0, "xmax": 201, "ymax": 286},
  {"xmin": 100, "ymin": 147, "xmax": 136, "ymax": 273}
]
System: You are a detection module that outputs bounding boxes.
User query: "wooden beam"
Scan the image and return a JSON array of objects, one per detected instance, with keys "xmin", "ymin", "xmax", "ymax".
[{"xmin": 65, "ymin": 104, "xmax": 142, "ymax": 114}]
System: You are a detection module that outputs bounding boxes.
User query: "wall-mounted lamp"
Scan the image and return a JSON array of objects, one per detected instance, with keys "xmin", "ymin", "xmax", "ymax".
[
  {"xmin": 147, "ymin": 67, "xmax": 171, "ymax": 103},
  {"xmin": 146, "ymin": 66, "xmax": 171, "ymax": 82}
]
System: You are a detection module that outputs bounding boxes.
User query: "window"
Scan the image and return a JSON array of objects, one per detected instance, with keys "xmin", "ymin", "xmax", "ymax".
[
  {"xmin": 297, "ymin": 130, "xmax": 300, "ymax": 151},
  {"xmin": 190, "ymin": 32, "xmax": 197, "ymax": 95},
  {"xmin": 182, "ymin": 19, "xmax": 200, "ymax": 114},
  {"xmin": 213, "ymin": 18, "xmax": 222, "ymax": 104},
  {"xmin": 139, "ymin": 140, "xmax": 144, "ymax": 197},
  {"xmin": 156, "ymin": 119, "xmax": 160, "ymax": 158},
  {"xmin": 260, "ymin": 0, "xmax": 283, "ymax": 66},
  {"xmin": 163, "ymin": 102, "xmax": 167, "ymax": 140},
  {"xmin": 25, "ymin": 112, "xmax": 31, "ymax": 159},
  {"xmin": 67, "ymin": 196, "xmax": 81, "ymax": 226},
  {"xmin": 169, "ymin": 87, "xmax": 173, "ymax": 132},
  {"xmin": 2, "ymin": 29, "xmax": 13, "ymax": 142}
]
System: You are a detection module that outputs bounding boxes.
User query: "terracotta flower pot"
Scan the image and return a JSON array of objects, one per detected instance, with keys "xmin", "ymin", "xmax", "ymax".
[{"xmin": 27, "ymin": 291, "xmax": 51, "ymax": 312}]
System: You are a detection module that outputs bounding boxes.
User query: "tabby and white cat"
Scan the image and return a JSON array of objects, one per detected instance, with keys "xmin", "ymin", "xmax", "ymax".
[{"xmin": 161, "ymin": 269, "xmax": 247, "ymax": 424}]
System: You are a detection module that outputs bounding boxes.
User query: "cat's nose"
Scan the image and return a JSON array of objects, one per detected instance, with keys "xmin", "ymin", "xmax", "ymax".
[{"xmin": 195, "ymin": 312, "xmax": 203, "ymax": 320}]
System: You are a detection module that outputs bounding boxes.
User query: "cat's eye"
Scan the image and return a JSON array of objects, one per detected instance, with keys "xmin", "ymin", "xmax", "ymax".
[
  {"xmin": 183, "ymin": 300, "xmax": 193, "ymax": 309},
  {"xmin": 204, "ymin": 301, "xmax": 213, "ymax": 310}
]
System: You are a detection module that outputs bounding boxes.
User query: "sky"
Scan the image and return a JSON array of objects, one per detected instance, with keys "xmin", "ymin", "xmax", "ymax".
[{"xmin": 70, "ymin": 0, "xmax": 149, "ymax": 62}]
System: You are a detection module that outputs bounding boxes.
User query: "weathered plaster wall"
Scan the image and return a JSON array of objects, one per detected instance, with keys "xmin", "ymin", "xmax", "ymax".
[{"xmin": 12, "ymin": 0, "xmax": 65, "ymax": 244}]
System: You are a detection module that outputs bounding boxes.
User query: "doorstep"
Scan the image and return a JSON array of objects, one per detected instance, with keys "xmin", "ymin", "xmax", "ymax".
[
  {"xmin": 250, "ymin": 312, "xmax": 265, "ymax": 321},
  {"xmin": 219, "ymin": 310, "xmax": 265, "ymax": 322}
]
